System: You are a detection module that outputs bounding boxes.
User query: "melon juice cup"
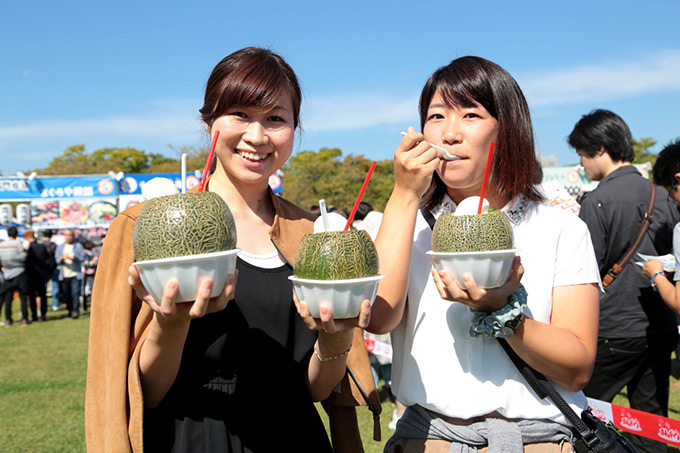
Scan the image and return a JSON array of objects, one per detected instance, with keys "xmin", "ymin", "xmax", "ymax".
[
  {"xmin": 427, "ymin": 196, "xmax": 517, "ymax": 289},
  {"xmin": 289, "ymin": 228, "xmax": 384, "ymax": 319},
  {"xmin": 132, "ymin": 190, "xmax": 239, "ymax": 303}
]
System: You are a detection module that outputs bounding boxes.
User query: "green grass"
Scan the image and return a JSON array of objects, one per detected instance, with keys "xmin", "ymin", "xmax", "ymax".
[{"xmin": 2, "ymin": 296, "xmax": 680, "ymax": 452}]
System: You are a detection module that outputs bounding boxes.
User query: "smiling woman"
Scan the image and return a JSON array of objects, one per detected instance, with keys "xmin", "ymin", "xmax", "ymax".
[{"xmin": 85, "ymin": 47, "xmax": 379, "ymax": 453}]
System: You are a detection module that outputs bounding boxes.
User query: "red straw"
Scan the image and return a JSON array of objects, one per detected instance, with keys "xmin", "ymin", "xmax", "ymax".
[
  {"xmin": 199, "ymin": 130, "xmax": 220, "ymax": 192},
  {"xmin": 477, "ymin": 141, "xmax": 495, "ymax": 214},
  {"xmin": 344, "ymin": 161, "xmax": 377, "ymax": 231}
]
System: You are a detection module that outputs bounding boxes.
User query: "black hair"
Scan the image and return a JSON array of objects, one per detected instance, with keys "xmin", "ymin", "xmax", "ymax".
[
  {"xmin": 419, "ymin": 56, "xmax": 544, "ymax": 212},
  {"xmin": 568, "ymin": 109, "xmax": 634, "ymax": 162},
  {"xmin": 7, "ymin": 226, "xmax": 18, "ymax": 238},
  {"xmin": 652, "ymin": 138, "xmax": 680, "ymax": 188}
]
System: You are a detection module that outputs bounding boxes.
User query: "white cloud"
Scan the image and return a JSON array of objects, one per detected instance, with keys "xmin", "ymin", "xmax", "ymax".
[
  {"xmin": 302, "ymin": 93, "xmax": 419, "ymax": 132},
  {"xmin": 2, "ymin": 49, "xmax": 679, "ymax": 150},
  {"xmin": 520, "ymin": 49, "xmax": 680, "ymax": 107}
]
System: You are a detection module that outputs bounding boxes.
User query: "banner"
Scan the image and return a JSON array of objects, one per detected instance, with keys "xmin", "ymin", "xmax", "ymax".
[{"xmin": 588, "ymin": 397, "xmax": 680, "ymax": 446}]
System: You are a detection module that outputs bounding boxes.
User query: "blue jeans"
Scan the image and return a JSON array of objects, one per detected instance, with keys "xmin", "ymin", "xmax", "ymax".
[
  {"xmin": 61, "ymin": 277, "xmax": 81, "ymax": 315},
  {"xmin": 51, "ymin": 271, "xmax": 60, "ymax": 309}
]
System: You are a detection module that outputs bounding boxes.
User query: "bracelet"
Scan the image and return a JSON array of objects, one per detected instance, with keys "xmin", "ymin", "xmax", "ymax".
[
  {"xmin": 651, "ymin": 271, "xmax": 665, "ymax": 291},
  {"xmin": 469, "ymin": 284, "xmax": 528, "ymax": 339},
  {"xmin": 313, "ymin": 341, "xmax": 352, "ymax": 362}
]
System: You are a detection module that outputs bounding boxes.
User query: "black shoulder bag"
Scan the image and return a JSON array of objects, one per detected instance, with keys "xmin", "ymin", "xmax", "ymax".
[{"xmin": 497, "ymin": 339, "xmax": 638, "ymax": 452}]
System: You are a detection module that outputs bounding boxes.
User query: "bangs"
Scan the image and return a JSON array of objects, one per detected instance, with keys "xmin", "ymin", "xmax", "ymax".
[
  {"xmin": 436, "ymin": 74, "xmax": 480, "ymax": 111},
  {"xmin": 216, "ymin": 64, "xmax": 292, "ymax": 115}
]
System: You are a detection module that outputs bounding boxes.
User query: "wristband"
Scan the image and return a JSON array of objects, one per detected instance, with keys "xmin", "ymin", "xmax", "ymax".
[
  {"xmin": 313, "ymin": 341, "xmax": 351, "ymax": 362},
  {"xmin": 650, "ymin": 271, "xmax": 665, "ymax": 291},
  {"xmin": 469, "ymin": 284, "xmax": 528, "ymax": 339}
]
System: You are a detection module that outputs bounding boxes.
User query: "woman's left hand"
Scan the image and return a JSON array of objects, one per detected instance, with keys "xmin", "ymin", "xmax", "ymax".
[
  {"xmin": 432, "ymin": 255, "xmax": 524, "ymax": 312},
  {"xmin": 294, "ymin": 293, "xmax": 371, "ymax": 336}
]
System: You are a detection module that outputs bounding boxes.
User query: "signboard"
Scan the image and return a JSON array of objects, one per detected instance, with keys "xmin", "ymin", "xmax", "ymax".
[{"xmin": 0, "ymin": 171, "xmax": 283, "ymax": 228}]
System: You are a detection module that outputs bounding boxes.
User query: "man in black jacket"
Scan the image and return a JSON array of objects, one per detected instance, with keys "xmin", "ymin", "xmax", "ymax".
[
  {"xmin": 569, "ymin": 109, "xmax": 679, "ymax": 452},
  {"xmin": 24, "ymin": 230, "xmax": 53, "ymax": 321}
]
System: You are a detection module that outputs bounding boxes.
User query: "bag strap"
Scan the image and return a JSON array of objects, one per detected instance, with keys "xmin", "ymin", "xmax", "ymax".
[
  {"xmin": 602, "ymin": 181, "xmax": 656, "ymax": 287},
  {"xmin": 496, "ymin": 339, "xmax": 603, "ymax": 448}
]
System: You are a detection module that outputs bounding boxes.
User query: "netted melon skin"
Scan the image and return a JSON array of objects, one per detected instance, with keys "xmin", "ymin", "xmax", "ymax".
[
  {"xmin": 432, "ymin": 211, "xmax": 513, "ymax": 252},
  {"xmin": 133, "ymin": 192, "xmax": 236, "ymax": 261},
  {"xmin": 294, "ymin": 230, "xmax": 379, "ymax": 280}
]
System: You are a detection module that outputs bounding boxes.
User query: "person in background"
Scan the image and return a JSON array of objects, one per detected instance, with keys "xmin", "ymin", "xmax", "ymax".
[
  {"xmin": 55, "ymin": 229, "xmax": 86, "ymax": 319},
  {"xmin": 642, "ymin": 139, "xmax": 680, "ymax": 312},
  {"xmin": 81, "ymin": 241, "xmax": 99, "ymax": 312},
  {"xmin": 569, "ymin": 110, "xmax": 678, "ymax": 452},
  {"xmin": 40, "ymin": 230, "xmax": 60, "ymax": 311},
  {"xmin": 24, "ymin": 230, "xmax": 52, "ymax": 321},
  {"xmin": 0, "ymin": 226, "xmax": 30, "ymax": 325},
  {"xmin": 369, "ymin": 56, "xmax": 600, "ymax": 452}
]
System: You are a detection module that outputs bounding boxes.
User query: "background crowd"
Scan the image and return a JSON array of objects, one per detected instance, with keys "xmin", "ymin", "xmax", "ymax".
[{"xmin": 0, "ymin": 227, "xmax": 102, "ymax": 325}]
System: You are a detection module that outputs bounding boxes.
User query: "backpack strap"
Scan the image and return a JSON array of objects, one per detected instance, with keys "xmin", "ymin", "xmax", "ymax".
[{"xmin": 602, "ymin": 181, "xmax": 656, "ymax": 287}]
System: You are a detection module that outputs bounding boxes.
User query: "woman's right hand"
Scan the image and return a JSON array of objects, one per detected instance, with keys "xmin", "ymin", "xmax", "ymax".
[
  {"xmin": 642, "ymin": 258, "xmax": 664, "ymax": 280},
  {"xmin": 394, "ymin": 127, "xmax": 441, "ymax": 199},
  {"xmin": 128, "ymin": 265, "xmax": 238, "ymax": 327}
]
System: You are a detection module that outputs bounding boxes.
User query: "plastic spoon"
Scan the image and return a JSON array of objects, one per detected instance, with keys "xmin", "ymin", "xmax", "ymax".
[{"xmin": 400, "ymin": 131, "xmax": 460, "ymax": 161}]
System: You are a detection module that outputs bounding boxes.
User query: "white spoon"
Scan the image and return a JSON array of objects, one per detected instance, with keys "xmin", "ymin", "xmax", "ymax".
[{"xmin": 400, "ymin": 131, "xmax": 460, "ymax": 161}]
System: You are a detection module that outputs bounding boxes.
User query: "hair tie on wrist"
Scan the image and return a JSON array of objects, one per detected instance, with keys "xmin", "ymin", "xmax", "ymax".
[
  {"xmin": 313, "ymin": 341, "xmax": 352, "ymax": 362},
  {"xmin": 469, "ymin": 284, "xmax": 528, "ymax": 339}
]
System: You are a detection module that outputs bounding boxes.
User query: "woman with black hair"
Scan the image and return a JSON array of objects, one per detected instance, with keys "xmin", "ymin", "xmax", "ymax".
[{"xmin": 369, "ymin": 56, "xmax": 601, "ymax": 452}]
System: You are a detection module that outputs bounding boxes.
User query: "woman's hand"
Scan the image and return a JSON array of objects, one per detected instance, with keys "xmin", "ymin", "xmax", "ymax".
[
  {"xmin": 394, "ymin": 127, "xmax": 441, "ymax": 199},
  {"xmin": 431, "ymin": 256, "xmax": 524, "ymax": 313},
  {"xmin": 294, "ymin": 293, "xmax": 371, "ymax": 335},
  {"xmin": 128, "ymin": 265, "xmax": 238, "ymax": 327},
  {"xmin": 642, "ymin": 258, "xmax": 664, "ymax": 279}
]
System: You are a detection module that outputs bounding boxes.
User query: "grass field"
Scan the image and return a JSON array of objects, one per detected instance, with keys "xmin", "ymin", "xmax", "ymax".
[{"xmin": 2, "ymin": 299, "xmax": 680, "ymax": 452}]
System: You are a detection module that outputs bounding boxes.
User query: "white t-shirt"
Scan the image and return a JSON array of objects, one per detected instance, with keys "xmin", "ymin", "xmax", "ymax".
[{"xmin": 389, "ymin": 195, "xmax": 601, "ymax": 425}]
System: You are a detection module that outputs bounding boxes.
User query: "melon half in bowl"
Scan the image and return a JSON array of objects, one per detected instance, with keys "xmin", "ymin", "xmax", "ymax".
[
  {"xmin": 289, "ymin": 275, "xmax": 384, "ymax": 319},
  {"xmin": 427, "ymin": 249, "xmax": 517, "ymax": 289},
  {"xmin": 133, "ymin": 249, "xmax": 239, "ymax": 303}
]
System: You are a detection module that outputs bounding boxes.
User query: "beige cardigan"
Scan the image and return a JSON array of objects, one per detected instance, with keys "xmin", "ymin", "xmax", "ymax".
[{"xmin": 84, "ymin": 188, "xmax": 381, "ymax": 452}]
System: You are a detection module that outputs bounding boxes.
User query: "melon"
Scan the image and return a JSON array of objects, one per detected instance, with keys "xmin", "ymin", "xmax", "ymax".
[
  {"xmin": 432, "ymin": 210, "xmax": 513, "ymax": 253},
  {"xmin": 133, "ymin": 192, "xmax": 236, "ymax": 261},
  {"xmin": 294, "ymin": 230, "xmax": 379, "ymax": 280}
]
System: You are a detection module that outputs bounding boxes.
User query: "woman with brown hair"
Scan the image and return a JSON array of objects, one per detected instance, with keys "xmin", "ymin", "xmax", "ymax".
[
  {"xmin": 368, "ymin": 56, "xmax": 601, "ymax": 452},
  {"xmin": 85, "ymin": 47, "xmax": 377, "ymax": 452}
]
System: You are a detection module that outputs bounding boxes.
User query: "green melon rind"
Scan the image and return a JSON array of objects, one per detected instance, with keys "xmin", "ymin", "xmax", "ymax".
[
  {"xmin": 293, "ymin": 230, "xmax": 379, "ymax": 280},
  {"xmin": 133, "ymin": 192, "xmax": 237, "ymax": 261},
  {"xmin": 432, "ymin": 210, "xmax": 513, "ymax": 252}
]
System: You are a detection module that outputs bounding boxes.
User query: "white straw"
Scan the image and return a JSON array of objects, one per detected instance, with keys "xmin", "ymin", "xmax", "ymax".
[
  {"xmin": 319, "ymin": 199, "xmax": 330, "ymax": 232},
  {"xmin": 181, "ymin": 153, "xmax": 187, "ymax": 193}
]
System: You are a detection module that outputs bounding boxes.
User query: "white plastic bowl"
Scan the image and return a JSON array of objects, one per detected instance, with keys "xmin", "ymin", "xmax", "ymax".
[
  {"xmin": 289, "ymin": 275, "xmax": 385, "ymax": 319},
  {"xmin": 133, "ymin": 249, "xmax": 240, "ymax": 303},
  {"xmin": 427, "ymin": 249, "xmax": 517, "ymax": 289}
]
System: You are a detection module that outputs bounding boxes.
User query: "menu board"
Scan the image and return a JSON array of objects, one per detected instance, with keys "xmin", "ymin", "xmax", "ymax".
[{"xmin": 31, "ymin": 198, "xmax": 118, "ymax": 229}]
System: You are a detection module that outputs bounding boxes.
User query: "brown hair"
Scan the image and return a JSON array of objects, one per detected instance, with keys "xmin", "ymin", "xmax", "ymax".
[
  {"xmin": 199, "ymin": 47, "xmax": 302, "ymax": 129},
  {"xmin": 419, "ymin": 56, "xmax": 544, "ymax": 212}
]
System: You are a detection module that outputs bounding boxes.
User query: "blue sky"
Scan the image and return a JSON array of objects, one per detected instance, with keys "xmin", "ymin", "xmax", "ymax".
[{"xmin": 2, "ymin": 1, "xmax": 679, "ymax": 177}]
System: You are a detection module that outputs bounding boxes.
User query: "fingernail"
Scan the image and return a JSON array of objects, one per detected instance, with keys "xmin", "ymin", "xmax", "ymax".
[
  {"xmin": 320, "ymin": 305, "xmax": 328, "ymax": 315},
  {"xmin": 168, "ymin": 280, "xmax": 177, "ymax": 289},
  {"xmin": 204, "ymin": 280, "xmax": 213, "ymax": 290}
]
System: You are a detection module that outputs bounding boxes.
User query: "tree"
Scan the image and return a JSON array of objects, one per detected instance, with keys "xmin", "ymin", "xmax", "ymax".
[
  {"xmin": 633, "ymin": 137, "xmax": 658, "ymax": 167},
  {"xmin": 281, "ymin": 148, "xmax": 394, "ymax": 213},
  {"xmin": 38, "ymin": 145, "xmax": 177, "ymax": 175}
]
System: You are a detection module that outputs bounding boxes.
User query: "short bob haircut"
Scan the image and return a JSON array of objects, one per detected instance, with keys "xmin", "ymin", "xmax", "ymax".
[
  {"xmin": 199, "ymin": 47, "xmax": 302, "ymax": 129},
  {"xmin": 652, "ymin": 138, "xmax": 680, "ymax": 189},
  {"xmin": 567, "ymin": 109, "xmax": 634, "ymax": 163},
  {"xmin": 419, "ymin": 56, "xmax": 544, "ymax": 212}
]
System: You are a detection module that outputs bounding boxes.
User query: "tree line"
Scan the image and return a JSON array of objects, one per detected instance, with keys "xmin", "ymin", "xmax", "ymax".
[{"xmin": 17, "ymin": 137, "xmax": 658, "ymax": 214}]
